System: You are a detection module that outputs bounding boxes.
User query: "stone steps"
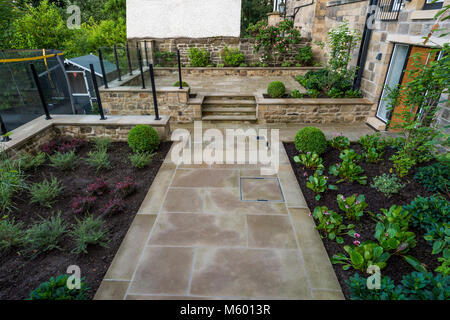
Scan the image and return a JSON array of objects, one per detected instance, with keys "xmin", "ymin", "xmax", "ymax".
[{"xmin": 202, "ymin": 95, "xmax": 257, "ymax": 121}]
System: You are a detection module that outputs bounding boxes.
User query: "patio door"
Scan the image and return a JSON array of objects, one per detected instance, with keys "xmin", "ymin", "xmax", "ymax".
[
  {"xmin": 388, "ymin": 46, "xmax": 436, "ymax": 130},
  {"xmin": 376, "ymin": 44, "xmax": 409, "ymax": 122}
]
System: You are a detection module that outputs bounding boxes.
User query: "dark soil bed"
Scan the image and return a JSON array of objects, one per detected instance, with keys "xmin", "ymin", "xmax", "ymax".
[
  {"xmin": 284, "ymin": 142, "xmax": 440, "ymax": 299},
  {"xmin": 0, "ymin": 140, "xmax": 172, "ymax": 300}
]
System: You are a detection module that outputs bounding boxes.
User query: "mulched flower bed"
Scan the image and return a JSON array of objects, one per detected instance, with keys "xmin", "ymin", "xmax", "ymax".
[
  {"xmin": 0, "ymin": 140, "xmax": 171, "ymax": 300},
  {"xmin": 284, "ymin": 142, "xmax": 440, "ymax": 299}
]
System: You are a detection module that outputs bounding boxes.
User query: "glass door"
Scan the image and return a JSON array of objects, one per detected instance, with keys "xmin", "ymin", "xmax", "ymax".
[{"xmin": 376, "ymin": 44, "xmax": 409, "ymax": 122}]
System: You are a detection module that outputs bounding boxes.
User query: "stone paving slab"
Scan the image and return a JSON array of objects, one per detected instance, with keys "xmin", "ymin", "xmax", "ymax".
[{"xmin": 93, "ymin": 125, "xmax": 377, "ymax": 300}]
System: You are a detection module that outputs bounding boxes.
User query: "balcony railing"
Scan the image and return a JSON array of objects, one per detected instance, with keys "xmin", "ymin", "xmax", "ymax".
[{"xmin": 377, "ymin": 0, "xmax": 404, "ymax": 21}]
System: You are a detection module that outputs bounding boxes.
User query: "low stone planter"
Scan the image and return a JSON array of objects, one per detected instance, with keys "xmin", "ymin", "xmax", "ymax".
[{"xmin": 256, "ymin": 96, "xmax": 375, "ymax": 124}]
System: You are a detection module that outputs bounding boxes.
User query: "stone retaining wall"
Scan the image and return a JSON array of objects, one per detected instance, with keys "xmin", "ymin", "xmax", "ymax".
[
  {"xmin": 257, "ymin": 98, "xmax": 375, "ymax": 124},
  {"xmin": 130, "ymin": 37, "xmax": 310, "ymax": 66},
  {"xmin": 152, "ymin": 67, "xmax": 320, "ymax": 78},
  {"xmin": 99, "ymin": 87, "xmax": 192, "ymax": 123}
]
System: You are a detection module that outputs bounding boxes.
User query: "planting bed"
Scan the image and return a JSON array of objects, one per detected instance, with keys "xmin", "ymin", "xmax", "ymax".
[
  {"xmin": 284, "ymin": 142, "xmax": 442, "ymax": 299},
  {"xmin": 0, "ymin": 139, "xmax": 171, "ymax": 300}
]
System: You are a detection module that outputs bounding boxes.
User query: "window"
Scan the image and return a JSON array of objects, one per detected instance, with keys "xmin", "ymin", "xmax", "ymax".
[{"xmin": 422, "ymin": 0, "xmax": 444, "ymax": 10}]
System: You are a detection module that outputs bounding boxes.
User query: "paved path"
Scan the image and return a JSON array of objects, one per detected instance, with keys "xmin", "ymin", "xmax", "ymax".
[{"xmin": 94, "ymin": 124, "xmax": 374, "ymax": 300}]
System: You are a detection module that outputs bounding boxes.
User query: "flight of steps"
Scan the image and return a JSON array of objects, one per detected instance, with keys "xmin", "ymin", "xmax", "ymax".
[{"xmin": 201, "ymin": 95, "xmax": 257, "ymax": 122}]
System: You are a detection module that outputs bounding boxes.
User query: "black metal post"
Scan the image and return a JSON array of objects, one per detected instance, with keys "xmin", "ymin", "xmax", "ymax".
[
  {"xmin": 138, "ymin": 48, "xmax": 146, "ymax": 89},
  {"xmin": 30, "ymin": 63, "xmax": 52, "ymax": 120},
  {"xmin": 0, "ymin": 114, "xmax": 10, "ymax": 142},
  {"xmin": 177, "ymin": 49, "xmax": 183, "ymax": 89},
  {"xmin": 113, "ymin": 45, "xmax": 122, "ymax": 81},
  {"xmin": 144, "ymin": 40, "xmax": 149, "ymax": 67},
  {"xmin": 149, "ymin": 64, "xmax": 160, "ymax": 120},
  {"xmin": 126, "ymin": 42, "xmax": 133, "ymax": 75},
  {"xmin": 98, "ymin": 48, "xmax": 108, "ymax": 89},
  {"xmin": 89, "ymin": 64, "xmax": 106, "ymax": 120}
]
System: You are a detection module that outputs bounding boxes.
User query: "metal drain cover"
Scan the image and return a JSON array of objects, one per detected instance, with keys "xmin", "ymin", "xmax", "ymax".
[{"xmin": 240, "ymin": 177, "xmax": 284, "ymax": 202}]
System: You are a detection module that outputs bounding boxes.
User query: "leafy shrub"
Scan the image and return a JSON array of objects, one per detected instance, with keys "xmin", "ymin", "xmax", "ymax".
[
  {"xmin": 293, "ymin": 151, "xmax": 324, "ymax": 170},
  {"xmin": 294, "ymin": 127, "xmax": 327, "ymax": 155},
  {"xmin": 423, "ymin": 223, "xmax": 449, "ymax": 255},
  {"xmin": 71, "ymin": 196, "xmax": 96, "ymax": 215},
  {"xmin": 49, "ymin": 150, "xmax": 79, "ymax": 171},
  {"xmin": 399, "ymin": 272, "xmax": 449, "ymax": 300},
  {"xmin": 329, "ymin": 135, "xmax": 350, "ymax": 150},
  {"xmin": 329, "ymin": 160, "xmax": 367, "ymax": 185},
  {"xmin": 414, "ymin": 162, "xmax": 449, "ymax": 195},
  {"xmin": 70, "ymin": 215, "xmax": 109, "ymax": 254},
  {"xmin": 332, "ymin": 241, "xmax": 390, "ymax": 272},
  {"xmin": 371, "ymin": 173, "xmax": 405, "ymax": 198},
  {"xmin": 337, "ymin": 193, "xmax": 368, "ymax": 220},
  {"xmin": 0, "ymin": 155, "xmax": 26, "ymax": 212},
  {"xmin": 86, "ymin": 177, "xmax": 109, "ymax": 196},
  {"xmin": 375, "ymin": 220, "xmax": 417, "ymax": 255},
  {"xmin": 339, "ymin": 149, "xmax": 362, "ymax": 162},
  {"xmin": 347, "ymin": 273, "xmax": 405, "ymax": 300},
  {"xmin": 114, "ymin": 177, "xmax": 136, "ymax": 198},
  {"xmin": 376, "ymin": 205, "xmax": 411, "ymax": 231},
  {"xmin": 154, "ymin": 50, "xmax": 176, "ymax": 66},
  {"xmin": 92, "ymin": 137, "xmax": 111, "ymax": 152},
  {"xmin": 18, "ymin": 152, "xmax": 46, "ymax": 171},
  {"xmin": 405, "ymin": 196, "xmax": 449, "ymax": 230},
  {"xmin": 41, "ymin": 139, "xmax": 84, "ymax": 155},
  {"xmin": 187, "ymin": 48, "xmax": 210, "ymax": 67},
  {"xmin": 295, "ymin": 46, "xmax": 313, "ymax": 66},
  {"xmin": 290, "ymin": 89, "xmax": 303, "ymax": 98},
  {"xmin": 127, "ymin": 125, "xmax": 160, "ymax": 153},
  {"xmin": 267, "ymin": 81, "xmax": 286, "ymax": 98},
  {"xmin": 217, "ymin": 63, "xmax": 225, "ymax": 68},
  {"xmin": 436, "ymin": 256, "xmax": 450, "ymax": 276},
  {"xmin": 306, "ymin": 170, "xmax": 337, "ymax": 200},
  {"xmin": 23, "ymin": 214, "xmax": 67, "ymax": 258},
  {"xmin": 173, "ymin": 81, "xmax": 189, "ymax": 87},
  {"xmin": 129, "ymin": 152, "xmax": 155, "ymax": 169},
  {"xmin": 391, "ymin": 153, "xmax": 416, "ymax": 178},
  {"xmin": 347, "ymin": 272, "xmax": 449, "ymax": 300},
  {"xmin": 296, "ymin": 69, "xmax": 328, "ymax": 91},
  {"xmin": 307, "ymin": 88, "xmax": 320, "ymax": 98},
  {"xmin": 0, "ymin": 217, "xmax": 24, "ymax": 252},
  {"xmin": 29, "ymin": 177, "xmax": 63, "ymax": 208},
  {"xmin": 29, "ymin": 274, "xmax": 89, "ymax": 300},
  {"xmin": 327, "ymin": 87, "xmax": 344, "ymax": 98},
  {"xmin": 220, "ymin": 47, "xmax": 244, "ymax": 67},
  {"xmin": 364, "ymin": 147, "xmax": 383, "ymax": 163},
  {"xmin": 312, "ymin": 206, "xmax": 354, "ymax": 243},
  {"xmin": 86, "ymin": 149, "xmax": 111, "ymax": 172},
  {"xmin": 345, "ymin": 89, "xmax": 363, "ymax": 98},
  {"xmin": 358, "ymin": 133, "xmax": 386, "ymax": 153},
  {"xmin": 101, "ymin": 198, "xmax": 126, "ymax": 215},
  {"xmin": 239, "ymin": 63, "xmax": 248, "ymax": 67}
]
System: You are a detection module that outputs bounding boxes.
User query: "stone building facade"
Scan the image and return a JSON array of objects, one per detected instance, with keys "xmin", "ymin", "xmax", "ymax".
[{"xmin": 285, "ymin": 0, "xmax": 450, "ymax": 132}]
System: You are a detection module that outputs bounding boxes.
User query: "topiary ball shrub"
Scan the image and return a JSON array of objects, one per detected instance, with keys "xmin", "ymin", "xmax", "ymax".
[
  {"xmin": 294, "ymin": 127, "xmax": 327, "ymax": 155},
  {"xmin": 267, "ymin": 81, "xmax": 286, "ymax": 98},
  {"xmin": 173, "ymin": 81, "xmax": 189, "ymax": 87},
  {"xmin": 127, "ymin": 125, "xmax": 160, "ymax": 153}
]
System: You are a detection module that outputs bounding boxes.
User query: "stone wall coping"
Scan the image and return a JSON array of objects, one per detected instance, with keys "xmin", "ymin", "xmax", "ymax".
[
  {"xmin": 327, "ymin": 0, "xmax": 367, "ymax": 7},
  {"xmin": 256, "ymin": 96, "xmax": 374, "ymax": 105},
  {"xmin": 1, "ymin": 115, "xmax": 170, "ymax": 153},
  {"xmin": 99, "ymin": 86, "xmax": 190, "ymax": 93},
  {"xmin": 187, "ymin": 94, "xmax": 205, "ymax": 105},
  {"xmin": 155, "ymin": 66, "xmax": 322, "ymax": 71}
]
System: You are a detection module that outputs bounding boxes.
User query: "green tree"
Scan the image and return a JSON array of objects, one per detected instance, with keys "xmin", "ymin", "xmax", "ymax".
[
  {"xmin": 241, "ymin": 0, "xmax": 272, "ymax": 36},
  {"xmin": 103, "ymin": 0, "xmax": 126, "ymax": 21},
  {"xmin": 10, "ymin": 0, "xmax": 71, "ymax": 49},
  {"xmin": 0, "ymin": 0, "xmax": 18, "ymax": 48}
]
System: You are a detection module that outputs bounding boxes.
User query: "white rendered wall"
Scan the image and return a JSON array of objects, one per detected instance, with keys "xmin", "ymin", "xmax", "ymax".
[{"xmin": 127, "ymin": 0, "xmax": 242, "ymax": 38}]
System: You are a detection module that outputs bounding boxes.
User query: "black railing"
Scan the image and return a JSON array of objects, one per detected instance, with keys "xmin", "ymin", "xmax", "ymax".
[{"xmin": 377, "ymin": 0, "xmax": 403, "ymax": 21}]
